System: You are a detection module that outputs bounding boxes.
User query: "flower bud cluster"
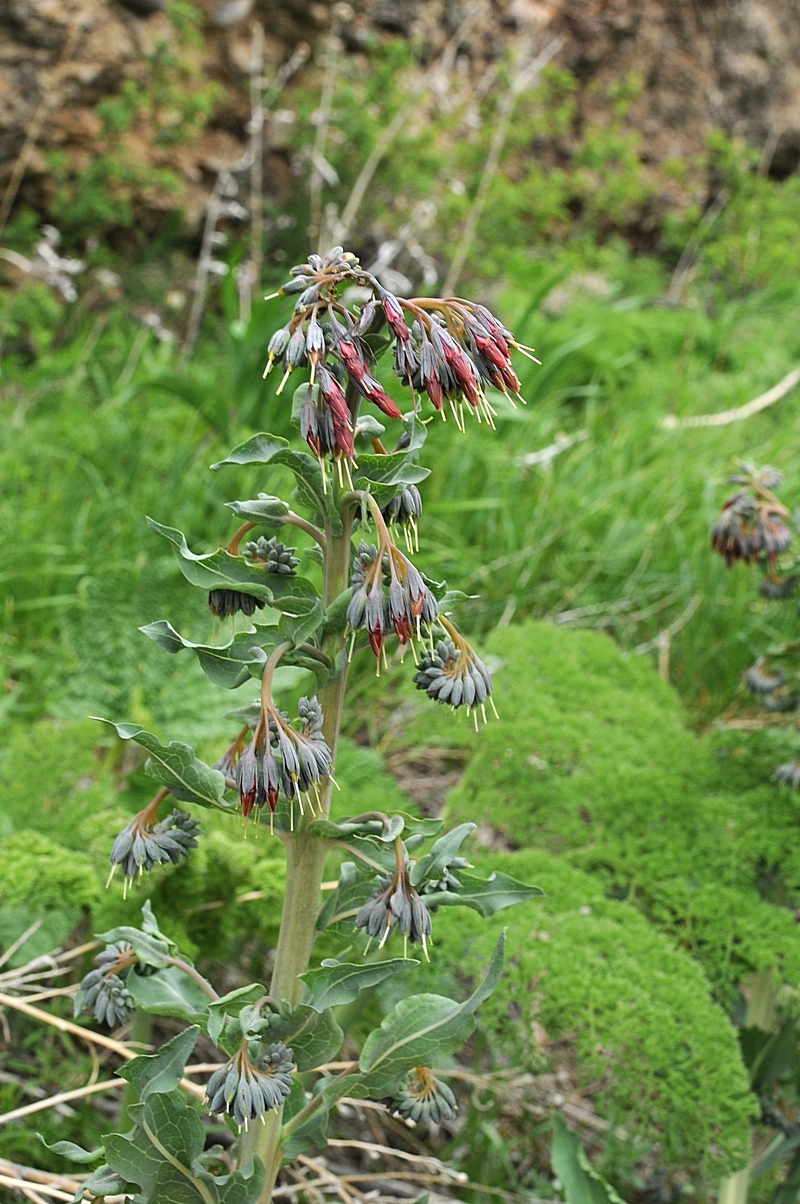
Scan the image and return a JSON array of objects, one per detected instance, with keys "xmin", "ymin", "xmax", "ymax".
[
  {"xmin": 78, "ymin": 942, "xmax": 136, "ymax": 1028},
  {"xmin": 110, "ymin": 808, "xmax": 201, "ymax": 884},
  {"xmin": 419, "ymin": 856, "xmax": 469, "ymax": 896},
  {"xmin": 208, "ymin": 588, "xmax": 265, "ymax": 620},
  {"xmin": 235, "ymin": 696, "xmax": 333, "ymax": 818},
  {"xmin": 389, "ymin": 1067, "xmax": 457, "ymax": 1126},
  {"xmin": 355, "ymin": 870, "xmax": 432, "ymax": 953},
  {"xmin": 205, "ymin": 1042, "xmax": 294, "ymax": 1129},
  {"xmin": 243, "ymin": 536, "xmax": 299, "ymax": 576},
  {"xmin": 347, "ymin": 541, "xmax": 438, "ymax": 660},
  {"xmin": 413, "ymin": 636, "xmax": 493, "ymax": 717}
]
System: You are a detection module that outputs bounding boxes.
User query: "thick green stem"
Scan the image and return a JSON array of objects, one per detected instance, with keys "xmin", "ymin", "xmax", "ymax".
[{"xmin": 237, "ymin": 488, "xmax": 355, "ymax": 1200}]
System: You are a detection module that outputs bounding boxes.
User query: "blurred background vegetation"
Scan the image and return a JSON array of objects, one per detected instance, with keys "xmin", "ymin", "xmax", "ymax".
[{"xmin": 4, "ymin": 0, "xmax": 800, "ymax": 1200}]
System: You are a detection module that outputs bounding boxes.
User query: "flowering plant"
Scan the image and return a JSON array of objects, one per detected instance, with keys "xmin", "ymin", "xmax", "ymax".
[
  {"xmin": 67, "ymin": 247, "xmax": 541, "ymax": 1202},
  {"xmin": 712, "ymin": 462, "xmax": 800, "ymax": 782}
]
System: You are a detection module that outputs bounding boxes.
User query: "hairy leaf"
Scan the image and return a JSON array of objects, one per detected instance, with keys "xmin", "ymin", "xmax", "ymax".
[
  {"xmin": 409, "ymin": 822, "xmax": 476, "ymax": 888},
  {"xmin": 225, "ymin": 495, "xmax": 290, "ymax": 525}
]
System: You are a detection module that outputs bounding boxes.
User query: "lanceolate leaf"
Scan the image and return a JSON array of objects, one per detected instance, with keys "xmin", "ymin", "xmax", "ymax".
[
  {"xmin": 68, "ymin": 1164, "xmax": 128, "ymax": 1203},
  {"xmin": 117, "ymin": 1027, "xmax": 200, "ymax": 1102},
  {"xmin": 211, "ymin": 434, "xmax": 343, "ymax": 535},
  {"xmin": 409, "ymin": 822, "xmax": 475, "ymax": 886},
  {"xmin": 422, "ymin": 871, "xmax": 544, "ymax": 917},
  {"xmin": 126, "ymin": 967, "xmax": 212, "ymax": 1024},
  {"xmin": 93, "ymin": 719, "xmax": 228, "ymax": 810},
  {"xmin": 38, "ymin": 1137, "xmax": 105, "ymax": 1165},
  {"xmin": 356, "ymin": 931, "xmax": 505, "ymax": 1096},
  {"xmin": 300, "ymin": 958, "xmax": 419, "ymax": 1012},
  {"xmin": 550, "ymin": 1114, "xmax": 625, "ymax": 1204}
]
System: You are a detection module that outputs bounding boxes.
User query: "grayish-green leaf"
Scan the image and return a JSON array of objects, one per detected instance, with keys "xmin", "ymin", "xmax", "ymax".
[
  {"xmin": 357, "ymin": 932, "xmax": 505, "ymax": 1095},
  {"xmin": 422, "ymin": 871, "xmax": 544, "ymax": 917},
  {"xmin": 38, "ymin": 1137, "xmax": 104, "ymax": 1164},
  {"xmin": 140, "ymin": 622, "xmax": 271, "ymax": 690},
  {"xmin": 207, "ymin": 984, "xmax": 266, "ymax": 1045},
  {"xmin": 409, "ymin": 823, "xmax": 476, "ymax": 887},
  {"xmin": 316, "ymin": 862, "xmax": 377, "ymax": 930},
  {"xmin": 551, "ymin": 1114, "xmax": 625, "ymax": 1204},
  {"xmin": 263, "ymin": 1002, "xmax": 343, "ymax": 1071},
  {"xmin": 93, "ymin": 719, "xmax": 228, "ymax": 809},
  {"xmin": 300, "ymin": 958, "xmax": 419, "ymax": 1012},
  {"xmin": 225, "ymin": 495, "xmax": 290, "ymax": 526},
  {"xmin": 211, "ymin": 434, "xmax": 343, "ymax": 535},
  {"xmin": 69, "ymin": 1163, "xmax": 128, "ymax": 1202},
  {"xmin": 126, "ymin": 967, "xmax": 211, "ymax": 1024},
  {"xmin": 117, "ymin": 1027, "xmax": 200, "ymax": 1102}
]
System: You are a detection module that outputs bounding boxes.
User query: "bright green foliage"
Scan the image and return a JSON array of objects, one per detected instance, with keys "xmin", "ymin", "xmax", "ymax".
[{"xmin": 400, "ymin": 620, "xmax": 800, "ymax": 1005}]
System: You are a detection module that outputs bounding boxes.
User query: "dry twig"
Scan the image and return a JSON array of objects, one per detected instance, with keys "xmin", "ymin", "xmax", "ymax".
[{"xmin": 662, "ymin": 365, "xmax": 800, "ymax": 429}]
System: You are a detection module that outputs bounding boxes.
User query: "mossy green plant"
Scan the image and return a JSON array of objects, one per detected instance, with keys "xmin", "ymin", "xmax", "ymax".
[
  {"xmin": 398, "ymin": 619, "xmax": 800, "ymax": 1007},
  {"xmin": 417, "ymin": 847, "xmax": 756, "ymax": 1182}
]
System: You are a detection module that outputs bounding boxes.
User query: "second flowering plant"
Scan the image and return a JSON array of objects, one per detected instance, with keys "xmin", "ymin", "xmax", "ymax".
[{"xmin": 67, "ymin": 247, "xmax": 541, "ymax": 1203}]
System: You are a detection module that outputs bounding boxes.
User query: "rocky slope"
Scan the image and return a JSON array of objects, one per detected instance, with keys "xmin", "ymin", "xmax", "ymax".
[{"xmin": 1, "ymin": 0, "xmax": 799, "ymax": 236}]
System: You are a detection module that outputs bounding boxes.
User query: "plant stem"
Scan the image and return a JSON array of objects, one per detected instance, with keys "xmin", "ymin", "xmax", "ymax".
[{"xmin": 237, "ymin": 467, "xmax": 356, "ymax": 1200}]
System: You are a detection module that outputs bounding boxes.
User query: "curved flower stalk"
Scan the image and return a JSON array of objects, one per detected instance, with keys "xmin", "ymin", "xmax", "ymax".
[{"xmin": 75, "ymin": 246, "xmax": 543, "ymax": 1204}]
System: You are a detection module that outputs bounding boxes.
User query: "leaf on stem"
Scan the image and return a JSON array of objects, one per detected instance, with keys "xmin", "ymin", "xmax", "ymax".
[
  {"xmin": 211, "ymin": 433, "xmax": 343, "ymax": 535},
  {"xmin": 126, "ymin": 967, "xmax": 212, "ymax": 1024},
  {"xmin": 354, "ymin": 931, "xmax": 506, "ymax": 1096},
  {"xmin": 117, "ymin": 1027, "xmax": 200, "ymax": 1101},
  {"xmin": 206, "ymin": 984, "xmax": 267, "ymax": 1045},
  {"xmin": 300, "ymin": 957, "xmax": 419, "ymax": 1012},
  {"xmin": 422, "ymin": 870, "xmax": 544, "ymax": 917},
  {"xmin": 93, "ymin": 719, "xmax": 229, "ymax": 810}
]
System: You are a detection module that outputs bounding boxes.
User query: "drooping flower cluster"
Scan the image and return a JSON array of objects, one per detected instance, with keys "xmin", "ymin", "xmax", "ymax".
[
  {"xmin": 208, "ymin": 588, "xmax": 265, "ymax": 620},
  {"xmin": 234, "ymin": 695, "xmax": 333, "ymax": 823},
  {"xmin": 77, "ymin": 942, "xmax": 137, "ymax": 1028},
  {"xmin": 381, "ymin": 484, "xmax": 422, "ymax": 552},
  {"xmin": 355, "ymin": 867, "xmax": 432, "ymax": 955},
  {"xmin": 413, "ymin": 625, "xmax": 495, "ymax": 724},
  {"xmin": 346, "ymin": 540, "xmax": 438, "ymax": 663},
  {"xmin": 711, "ymin": 465, "xmax": 792, "ymax": 567},
  {"xmin": 109, "ymin": 806, "xmax": 201, "ymax": 889},
  {"xmin": 205, "ymin": 1042, "xmax": 295, "ymax": 1129},
  {"xmin": 263, "ymin": 246, "xmax": 536, "ymax": 467},
  {"xmin": 389, "ymin": 1067, "xmax": 457, "ymax": 1127}
]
